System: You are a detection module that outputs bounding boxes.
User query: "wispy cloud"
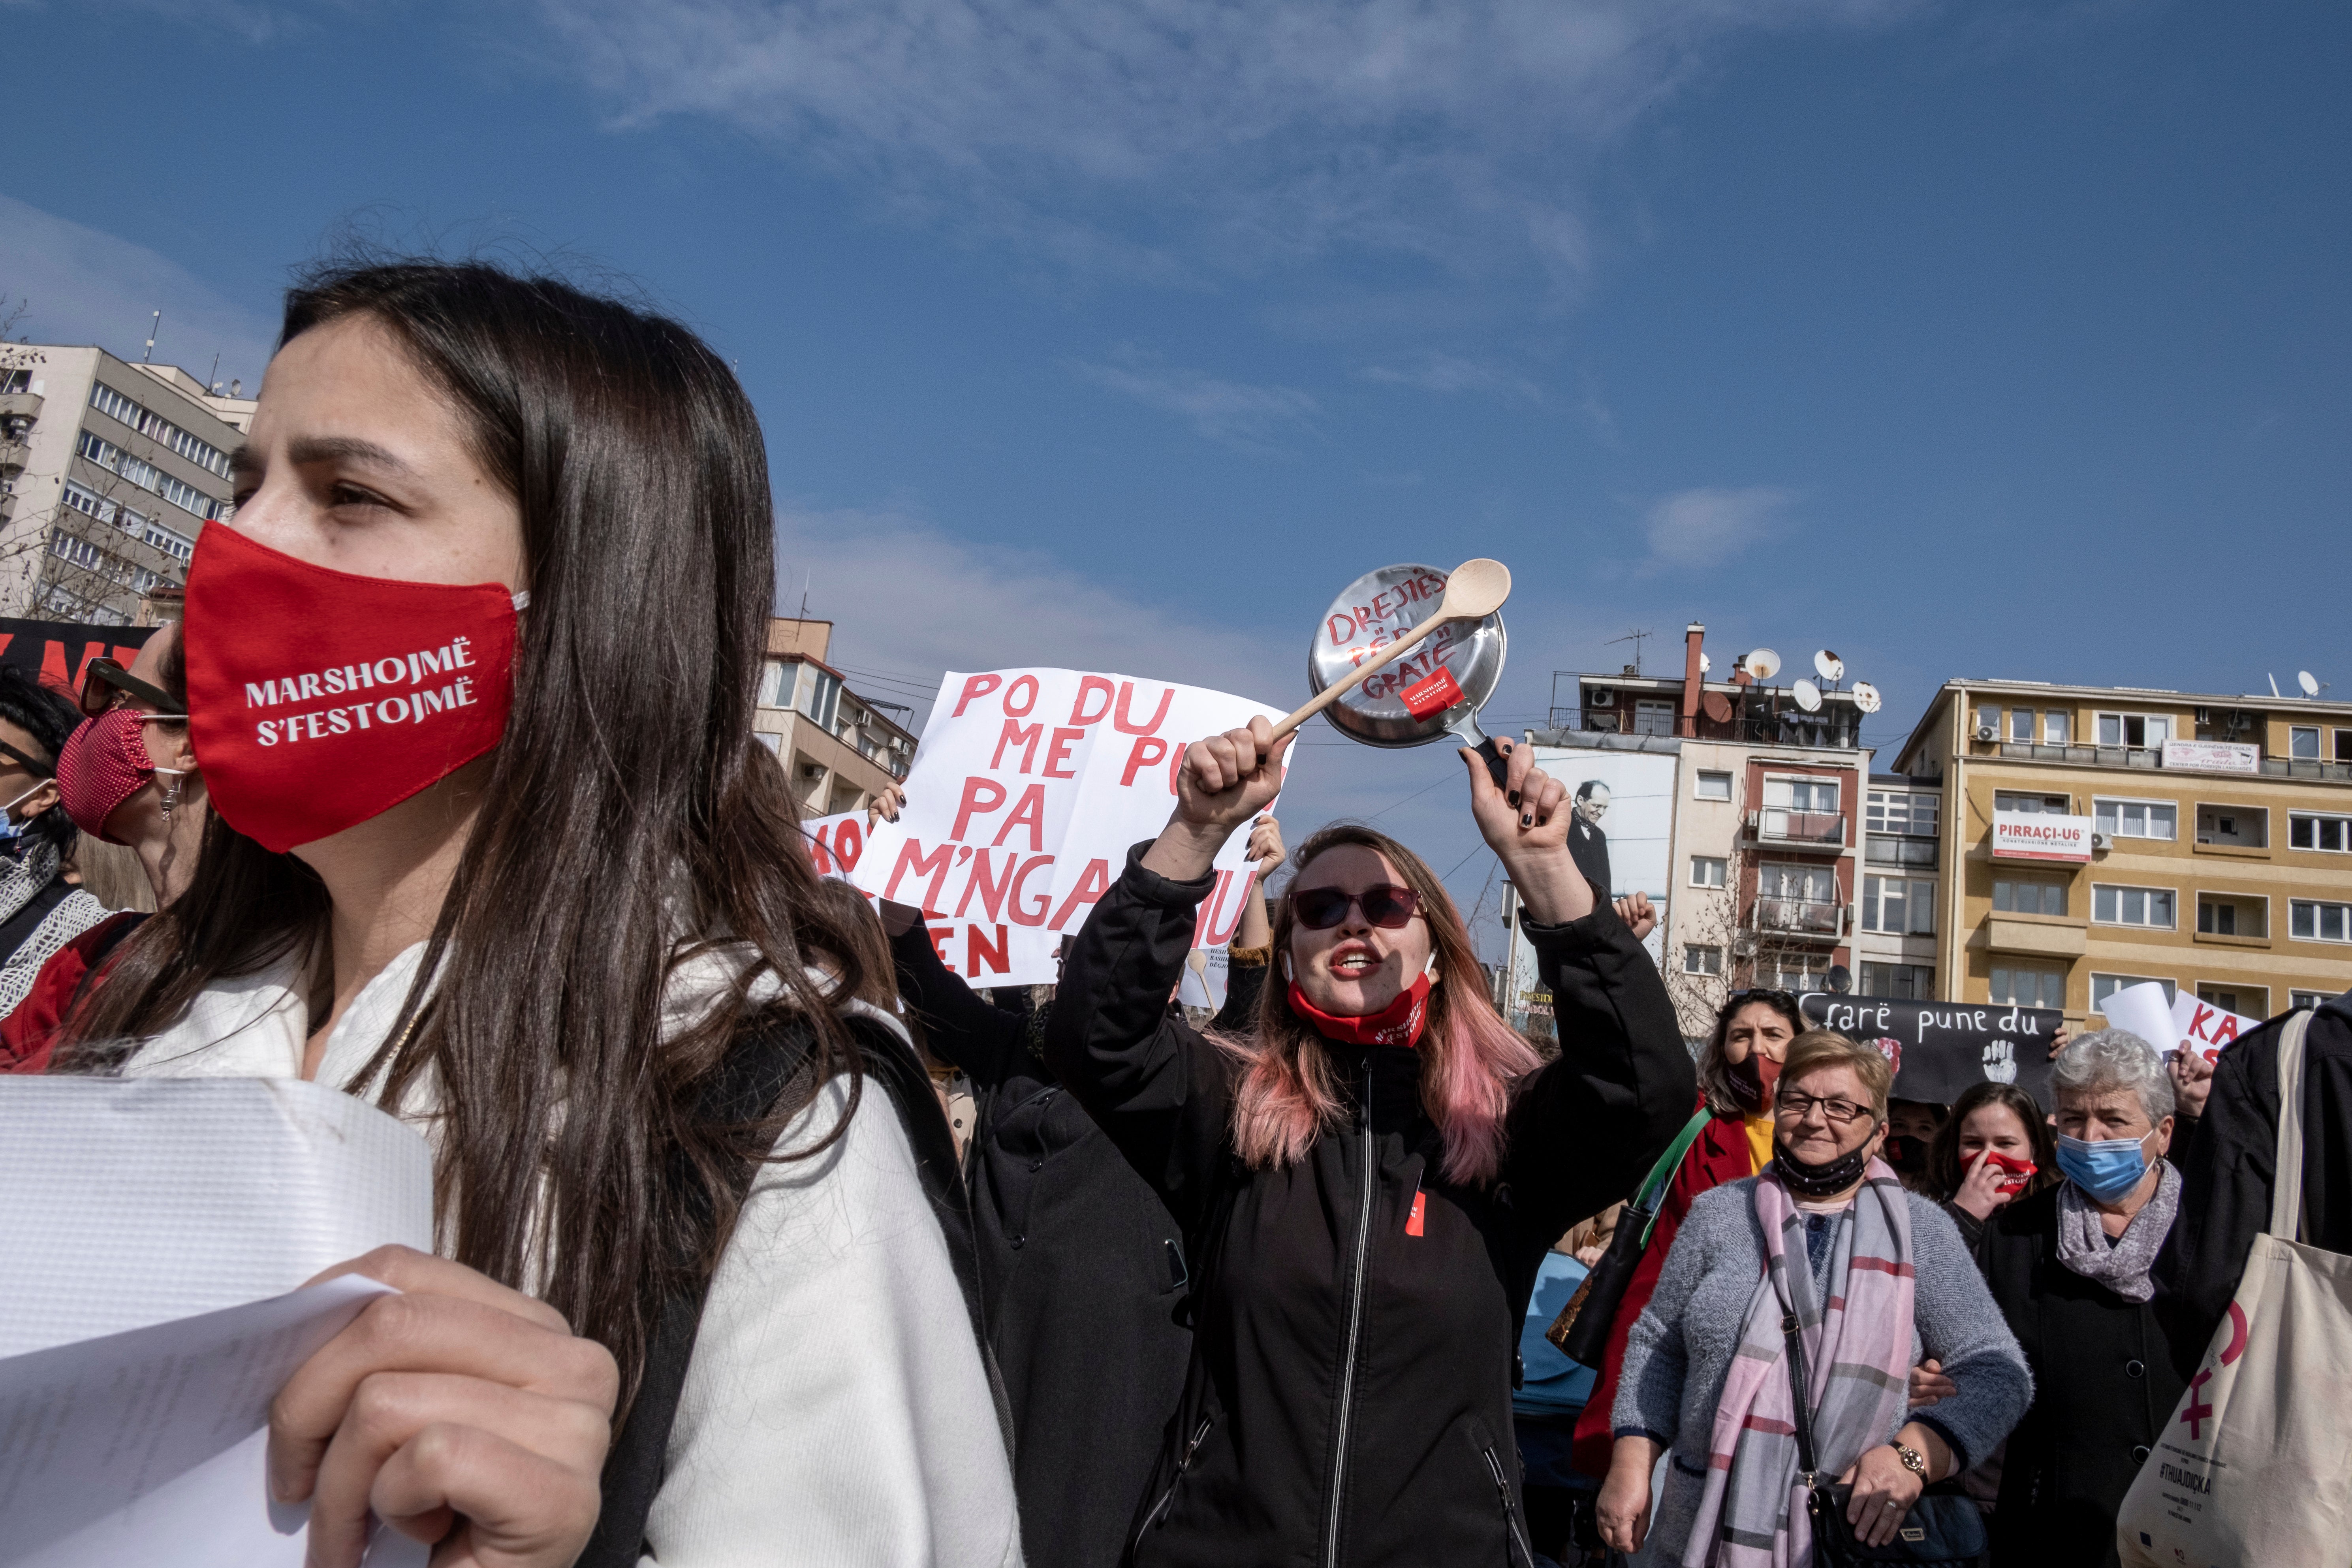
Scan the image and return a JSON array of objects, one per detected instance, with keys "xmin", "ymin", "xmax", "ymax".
[
  {"xmin": 0, "ymin": 193, "xmax": 276, "ymax": 389},
  {"xmin": 1359, "ymin": 352, "xmax": 1542, "ymax": 403},
  {"xmin": 1641, "ymin": 485, "xmax": 1796, "ymax": 568},
  {"xmin": 1067, "ymin": 345, "xmax": 1317, "ymax": 450},
  {"xmin": 530, "ymin": 0, "xmax": 1924, "ymax": 292}
]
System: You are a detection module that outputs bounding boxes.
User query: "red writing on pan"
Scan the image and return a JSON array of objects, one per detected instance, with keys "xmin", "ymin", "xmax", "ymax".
[
  {"xmin": 1322, "ymin": 568, "xmax": 1448, "ymax": 648},
  {"xmin": 1400, "ymin": 666, "xmax": 1465, "ymax": 720}
]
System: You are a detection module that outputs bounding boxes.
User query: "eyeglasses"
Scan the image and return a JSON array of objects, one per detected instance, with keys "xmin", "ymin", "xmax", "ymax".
[
  {"xmin": 0, "ymin": 739, "xmax": 51, "ymax": 779},
  {"xmin": 1293, "ymin": 884, "xmax": 1423, "ymax": 931},
  {"xmin": 76, "ymin": 658, "xmax": 182, "ymax": 721},
  {"xmin": 1774, "ymin": 1091, "xmax": 1874, "ymax": 1126}
]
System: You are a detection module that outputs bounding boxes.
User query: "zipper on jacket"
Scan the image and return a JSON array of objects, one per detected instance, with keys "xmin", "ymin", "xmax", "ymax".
[
  {"xmin": 1131, "ymin": 1414, "xmax": 1213, "ymax": 1551},
  {"xmin": 1481, "ymin": 1444, "xmax": 1536, "ymax": 1567},
  {"xmin": 1323, "ymin": 1058, "xmax": 1377, "ymax": 1568}
]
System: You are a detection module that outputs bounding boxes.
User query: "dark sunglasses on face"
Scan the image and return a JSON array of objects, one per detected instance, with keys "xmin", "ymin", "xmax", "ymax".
[
  {"xmin": 1293, "ymin": 884, "xmax": 1422, "ymax": 931},
  {"xmin": 0, "ymin": 739, "xmax": 52, "ymax": 778},
  {"xmin": 77, "ymin": 657, "xmax": 181, "ymax": 720}
]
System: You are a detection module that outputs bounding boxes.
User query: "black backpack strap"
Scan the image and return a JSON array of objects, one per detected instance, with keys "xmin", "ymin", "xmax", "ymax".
[{"xmin": 579, "ymin": 1008, "xmax": 1005, "ymax": 1568}]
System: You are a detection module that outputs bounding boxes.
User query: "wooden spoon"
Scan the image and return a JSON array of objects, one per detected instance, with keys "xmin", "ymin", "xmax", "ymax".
[{"xmin": 1267, "ymin": 558, "xmax": 1512, "ymax": 742}]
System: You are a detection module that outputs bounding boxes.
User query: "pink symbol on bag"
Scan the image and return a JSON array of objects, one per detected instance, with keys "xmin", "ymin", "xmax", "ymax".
[
  {"xmin": 2180, "ymin": 1369, "xmax": 2214, "ymax": 1440},
  {"xmin": 2219, "ymin": 1301, "xmax": 2249, "ymax": 1367}
]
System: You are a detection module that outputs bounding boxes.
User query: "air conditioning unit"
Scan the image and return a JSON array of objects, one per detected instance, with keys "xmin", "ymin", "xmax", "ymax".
[
  {"xmin": 2092, "ymin": 832, "xmax": 2111, "ymax": 850},
  {"xmin": 1974, "ymin": 724, "xmax": 1998, "ymax": 742},
  {"xmin": 2195, "ymin": 707, "xmax": 2212, "ymax": 725},
  {"xmin": 1589, "ymin": 689, "xmax": 1615, "ymax": 707}
]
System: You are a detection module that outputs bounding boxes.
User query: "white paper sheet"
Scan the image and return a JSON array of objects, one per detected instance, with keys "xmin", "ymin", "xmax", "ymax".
[
  {"xmin": 2099, "ymin": 981, "xmax": 2182, "ymax": 1057},
  {"xmin": 0, "ymin": 1077, "xmax": 434, "ymax": 1562}
]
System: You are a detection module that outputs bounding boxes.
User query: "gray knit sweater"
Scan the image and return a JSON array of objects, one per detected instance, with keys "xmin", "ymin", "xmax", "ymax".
[{"xmin": 1614, "ymin": 1179, "xmax": 2031, "ymax": 1502}]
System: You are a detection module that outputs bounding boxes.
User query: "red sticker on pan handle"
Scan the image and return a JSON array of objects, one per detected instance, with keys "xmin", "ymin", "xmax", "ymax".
[{"xmin": 1400, "ymin": 666, "xmax": 1465, "ymax": 720}]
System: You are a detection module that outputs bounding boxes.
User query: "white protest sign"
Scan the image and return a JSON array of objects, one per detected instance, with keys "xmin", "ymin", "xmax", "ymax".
[
  {"xmin": 2173, "ymin": 991, "xmax": 2262, "ymax": 1064},
  {"xmin": 2098, "ymin": 982, "xmax": 2181, "ymax": 1057},
  {"xmin": 2096, "ymin": 981, "xmax": 2264, "ymax": 1067},
  {"xmin": 852, "ymin": 668, "xmax": 1284, "ymax": 987},
  {"xmin": 801, "ymin": 810, "xmax": 870, "ymax": 884}
]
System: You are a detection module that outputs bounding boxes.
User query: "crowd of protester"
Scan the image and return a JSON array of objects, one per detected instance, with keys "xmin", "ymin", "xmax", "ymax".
[{"xmin": 2, "ymin": 256, "xmax": 2343, "ymax": 1568}]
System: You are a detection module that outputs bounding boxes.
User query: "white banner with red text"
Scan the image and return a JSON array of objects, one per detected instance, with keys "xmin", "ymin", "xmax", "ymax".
[{"xmin": 850, "ymin": 668, "xmax": 1285, "ymax": 989}]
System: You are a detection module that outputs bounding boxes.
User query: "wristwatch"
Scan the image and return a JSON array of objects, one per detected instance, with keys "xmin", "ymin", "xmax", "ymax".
[{"xmin": 1891, "ymin": 1443, "xmax": 1928, "ymax": 1478}]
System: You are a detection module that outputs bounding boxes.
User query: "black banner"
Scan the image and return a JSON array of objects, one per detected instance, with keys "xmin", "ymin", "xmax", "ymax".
[
  {"xmin": 0, "ymin": 618, "xmax": 159, "ymax": 695},
  {"xmin": 1799, "ymin": 993, "xmax": 2061, "ymax": 1111}
]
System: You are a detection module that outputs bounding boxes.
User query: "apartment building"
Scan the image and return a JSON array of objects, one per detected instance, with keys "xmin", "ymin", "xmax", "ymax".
[
  {"xmin": 754, "ymin": 617, "xmax": 917, "ymax": 816},
  {"xmin": 1550, "ymin": 623, "xmax": 1875, "ymax": 1037},
  {"xmin": 0, "ymin": 343, "xmax": 250, "ymax": 625},
  {"xmin": 1893, "ymin": 678, "xmax": 2352, "ymax": 1024}
]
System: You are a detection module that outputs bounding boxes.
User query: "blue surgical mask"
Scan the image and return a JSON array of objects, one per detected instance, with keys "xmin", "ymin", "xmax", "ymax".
[{"xmin": 2056, "ymin": 1131, "xmax": 2151, "ymax": 1201}]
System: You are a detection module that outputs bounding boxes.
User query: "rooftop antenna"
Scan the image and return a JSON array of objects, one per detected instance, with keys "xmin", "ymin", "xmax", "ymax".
[
  {"xmin": 1606, "ymin": 627, "xmax": 1654, "ymax": 674},
  {"xmin": 798, "ymin": 568, "xmax": 811, "ymax": 621},
  {"xmin": 141, "ymin": 311, "xmax": 160, "ymax": 364},
  {"xmin": 207, "ymin": 352, "xmax": 220, "ymax": 393},
  {"xmin": 2269, "ymin": 674, "xmax": 2282, "ymax": 698}
]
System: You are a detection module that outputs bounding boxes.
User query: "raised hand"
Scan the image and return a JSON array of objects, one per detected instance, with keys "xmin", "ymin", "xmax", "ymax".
[
  {"xmin": 1143, "ymin": 718, "xmax": 1292, "ymax": 882},
  {"xmin": 1614, "ymin": 891, "xmax": 1658, "ymax": 942},
  {"xmin": 1245, "ymin": 814, "xmax": 1287, "ymax": 882}
]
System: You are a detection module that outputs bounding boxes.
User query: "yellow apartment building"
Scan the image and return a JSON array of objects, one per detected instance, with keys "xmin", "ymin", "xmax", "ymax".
[{"xmin": 1893, "ymin": 678, "xmax": 2352, "ymax": 1024}]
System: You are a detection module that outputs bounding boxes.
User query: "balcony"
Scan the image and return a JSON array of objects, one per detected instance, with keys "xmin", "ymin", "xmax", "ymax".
[
  {"xmin": 2262, "ymin": 757, "xmax": 2352, "ymax": 783},
  {"xmin": 1984, "ymin": 916, "xmax": 2087, "ymax": 959},
  {"xmin": 1750, "ymin": 897, "xmax": 1848, "ymax": 940},
  {"xmin": 1750, "ymin": 809, "xmax": 1846, "ymax": 848}
]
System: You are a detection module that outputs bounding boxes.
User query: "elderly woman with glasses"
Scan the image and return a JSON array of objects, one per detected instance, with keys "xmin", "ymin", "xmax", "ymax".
[
  {"xmin": 1976, "ymin": 1030, "xmax": 2187, "ymax": 1568},
  {"xmin": 1599, "ymin": 1030, "xmax": 2031, "ymax": 1564},
  {"xmin": 1046, "ymin": 725, "xmax": 1696, "ymax": 1566}
]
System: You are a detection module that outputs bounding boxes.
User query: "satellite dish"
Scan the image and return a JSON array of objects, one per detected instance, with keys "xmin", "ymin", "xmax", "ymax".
[
  {"xmin": 1814, "ymin": 649, "xmax": 1844, "ymax": 683},
  {"xmin": 1698, "ymin": 651, "xmax": 1711, "ymax": 674},
  {"xmin": 1743, "ymin": 648, "xmax": 1781, "ymax": 681},
  {"xmin": 1851, "ymin": 681, "xmax": 1883, "ymax": 714},
  {"xmin": 1701, "ymin": 691, "xmax": 1734, "ymax": 722},
  {"xmin": 2299, "ymin": 671, "xmax": 2322, "ymax": 697},
  {"xmin": 1792, "ymin": 678, "xmax": 1822, "ymax": 713}
]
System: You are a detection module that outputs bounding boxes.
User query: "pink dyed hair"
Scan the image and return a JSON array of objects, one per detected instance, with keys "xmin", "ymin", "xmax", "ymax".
[{"xmin": 1218, "ymin": 823, "xmax": 1543, "ymax": 1187}]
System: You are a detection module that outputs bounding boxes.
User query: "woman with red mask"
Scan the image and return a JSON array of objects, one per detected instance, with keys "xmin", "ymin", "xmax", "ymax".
[
  {"xmin": 1569, "ymin": 985, "xmax": 1805, "ymax": 1478},
  {"xmin": 51, "ymin": 261, "xmax": 1019, "ymax": 1568},
  {"xmin": 0, "ymin": 626, "xmax": 206, "ymax": 1072},
  {"xmin": 1044, "ymin": 724, "xmax": 1695, "ymax": 1566}
]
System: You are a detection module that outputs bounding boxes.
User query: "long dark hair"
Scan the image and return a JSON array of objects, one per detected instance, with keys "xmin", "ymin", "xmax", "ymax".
[
  {"xmin": 59, "ymin": 259, "xmax": 870, "ymax": 1418},
  {"xmin": 1927, "ymin": 1081, "xmax": 2058, "ymax": 1202},
  {"xmin": 1694, "ymin": 988, "xmax": 1805, "ymax": 1117}
]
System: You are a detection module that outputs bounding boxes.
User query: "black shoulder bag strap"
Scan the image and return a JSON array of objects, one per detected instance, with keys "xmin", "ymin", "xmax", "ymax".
[{"xmin": 577, "ymin": 1010, "xmax": 1006, "ymax": 1568}]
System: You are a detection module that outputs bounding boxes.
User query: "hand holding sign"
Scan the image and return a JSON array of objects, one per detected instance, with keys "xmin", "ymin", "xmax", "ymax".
[{"xmin": 1145, "ymin": 718, "xmax": 1293, "ymax": 882}]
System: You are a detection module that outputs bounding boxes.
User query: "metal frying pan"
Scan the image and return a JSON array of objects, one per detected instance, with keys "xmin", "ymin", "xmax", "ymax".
[{"xmin": 1307, "ymin": 562, "xmax": 1511, "ymax": 785}]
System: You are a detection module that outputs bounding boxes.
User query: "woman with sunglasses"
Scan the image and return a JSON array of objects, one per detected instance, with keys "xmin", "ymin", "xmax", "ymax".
[
  {"xmin": 1045, "ymin": 721, "xmax": 1695, "ymax": 1566},
  {"xmin": 2, "ymin": 626, "xmax": 206, "ymax": 1072},
  {"xmin": 1570, "ymin": 984, "xmax": 1807, "ymax": 1476},
  {"xmin": 0, "ymin": 665, "xmax": 114, "ymax": 1027}
]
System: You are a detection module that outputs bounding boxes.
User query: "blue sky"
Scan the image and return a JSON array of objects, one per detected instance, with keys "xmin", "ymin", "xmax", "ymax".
[{"xmin": 6, "ymin": 0, "xmax": 2346, "ymax": 945}]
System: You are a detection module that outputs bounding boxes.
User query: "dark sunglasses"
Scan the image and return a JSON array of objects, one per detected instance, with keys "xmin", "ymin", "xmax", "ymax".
[
  {"xmin": 0, "ymin": 738, "xmax": 52, "ymax": 778},
  {"xmin": 1293, "ymin": 884, "xmax": 1422, "ymax": 931},
  {"xmin": 77, "ymin": 657, "xmax": 180, "ymax": 720}
]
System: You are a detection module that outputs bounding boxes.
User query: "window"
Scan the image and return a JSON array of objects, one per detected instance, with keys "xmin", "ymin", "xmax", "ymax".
[
  {"xmin": 2093, "ymin": 884, "xmax": 2175, "ymax": 929},
  {"xmin": 2094, "ymin": 798, "xmax": 2177, "ymax": 840},
  {"xmin": 753, "ymin": 731, "xmax": 781, "ymax": 755},
  {"xmin": 1762, "ymin": 953, "xmax": 1827, "ymax": 992},
  {"xmin": 2092, "ymin": 973, "xmax": 2176, "ymax": 1011},
  {"xmin": 1976, "ymin": 706, "xmax": 2000, "ymax": 737},
  {"xmin": 48, "ymin": 530, "xmax": 105, "ymax": 572},
  {"xmin": 1996, "ymin": 790, "xmax": 2071, "ymax": 814},
  {"xmin": 2044, "ymin": 711, "xmax": 2070, "ymax": 745},
  {"xmin": 1867, "ymin": 790, "xmax": 1938, "ymax": 835},
  {"xmin": 1861, "ymin": 962, "xmax": 1935, "ymax": 1000},
  {"xmin": 2196, "ymin": 806, "xmax": 2267, "ymax": 848},
  {"xmin": 1683, "ymin": 944, "xmax": 1723, "ymax": 976},
  {"xmin": 2198, "ymin": 985, "xmax": 2267, "ymax": 1017},
  {"xmin": 61, "ymin": 479, "xmax": 117, "ymax": 525},
  {"xmin": 1993, "ymin": 876, "xmax": 2068, "ymax": 916},
  {"xmin": 0, "ymin": 369, "xmax": 28, "ymax": 395},
  {"xmin": 1867, "ymin": 834, "xmax": 1938, "ymax": 868},
  {"xmin": 88, "ymin": 381, "xmax": 233, "ymax": 478},
  {"xmin": 2198, "ymin": 900, "xmax": 2236, "ymax": 936},
  {"xmin": 1760, "ymin": 861, "xmax": 1837, "ymax": 904},
  {"xmin": 1632, "ymin": 699, "xmax": 1675, "ymax": 737},
  {"xmin": 2289, "ymin": 814, "xmax": 2351, "ymax": 852},
  {"xmin": 2339, "ymin": 729, "xmax": 2352, "ymax": 763},
  {"xmin": 2290, "ymin": 726, "xmax": 2320, "ymax": 761},
  {"xmin": 1861, "ymin": 875, "xmax": 1935, "ymax": 934},
  {"xmin": 1690, "ymin": 856, "xmax": 1727, "ymax": 889},
  {"xmin": 2290, "ymin": 901, "xmax": 2351, "ymax": 943},
  {"xmin": 1764, "ymin": 777, "xmax": 1840, "ymax": 812},
  {"xmin": 2010, "ymin": 708, "xmax": 2036, "ymax": 743},
  {"xmin": 1990, "ymin": 965, "xmax": 2066, "ymax": 1010},
  {"xmin": 799, "ymin": 667, "xmax": 843, "ymax": 730},
  {"xmin": 1694, "ymin": 770, "xmax": 1733, "ymax": 802},
  {"xmin": 2097, "ymin": 712, "xmax": 2172, "ymax": 747},
  {"xmin": 2293, "ymin": 991, "xmax": 2334, "ymax": 1010}
]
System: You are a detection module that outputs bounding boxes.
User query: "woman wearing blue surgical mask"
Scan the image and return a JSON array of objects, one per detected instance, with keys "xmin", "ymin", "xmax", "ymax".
[{"xmin": 1973, "ymin": 1029, "xmax": 2187, "ymax": 1568}]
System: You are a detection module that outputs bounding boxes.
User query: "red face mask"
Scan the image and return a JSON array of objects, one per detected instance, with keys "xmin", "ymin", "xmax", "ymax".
[
  {"xmin": 184, "ymin": 526, "xmax": 524, "ymax": 854},
  {"xmin": 1286, "ymin": 970, "xmax": 1433, "ymax": 1048},
  {"xmin": 57, "ymin": 707, "xmax": 161, "ymax": 844},
  {"xmin": 1978, "ymin": 1150, "xmax": 2038, "ymax": 1193}
]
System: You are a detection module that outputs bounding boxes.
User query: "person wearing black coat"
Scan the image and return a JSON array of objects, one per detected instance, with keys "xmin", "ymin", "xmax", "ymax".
[
  {"xmin": 881, "ymin": 838, "xmax": 1278, "ymax": 1568},
  {"xmin": 1045, "ymin": 723, "xmax": 1694, "ymax": 1568},
  {"xmin": 2153, "ymin": 991, "xmax": 2352, "ymax": 1380}
]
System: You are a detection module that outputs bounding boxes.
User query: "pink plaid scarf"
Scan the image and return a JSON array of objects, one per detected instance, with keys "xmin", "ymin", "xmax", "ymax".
[{"xmin": 1681, "ymin": 1163, "xmax": 1914, "ymax": 1567}]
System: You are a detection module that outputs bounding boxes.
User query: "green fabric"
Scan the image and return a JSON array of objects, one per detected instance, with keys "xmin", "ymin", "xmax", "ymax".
[{"xmin": 1635, "ymin": 1110, "xmax": 1714, "ymax": 1247}]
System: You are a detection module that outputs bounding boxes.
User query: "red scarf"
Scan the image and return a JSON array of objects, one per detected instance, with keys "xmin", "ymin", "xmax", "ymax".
[{"xmin": 1286, "ymin": 972, "xmax": 1432, "ymax": 1048}]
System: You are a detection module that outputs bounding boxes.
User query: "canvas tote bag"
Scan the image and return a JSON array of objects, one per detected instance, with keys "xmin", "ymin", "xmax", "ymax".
[{"xmin": 2118, "ymin": 1008, "xmax": 2352, "ymax": 1565}]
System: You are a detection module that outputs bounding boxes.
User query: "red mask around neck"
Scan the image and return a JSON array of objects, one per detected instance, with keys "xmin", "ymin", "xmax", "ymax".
[{"xmin": 1287, "ymin": 971, "xmax": 1433, "ymax": 1048}]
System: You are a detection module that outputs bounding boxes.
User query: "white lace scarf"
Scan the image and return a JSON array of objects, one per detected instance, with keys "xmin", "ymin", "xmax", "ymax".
[{"xmin": 0, "ymin": 837, "xmax": 115, "ymax": 1016}]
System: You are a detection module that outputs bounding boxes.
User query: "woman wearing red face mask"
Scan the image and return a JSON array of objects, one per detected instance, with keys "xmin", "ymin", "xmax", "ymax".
[
  {"xmin": 1044, "ymin": 726, "xmax": 1695, "ymax": 1567},
  {"xmin": 0, "ymin": 628, "xmax": 207, "ymax": 1072},
  {"xmin": 53, "ymin": 261, "xmax": 1019, "ymax": 1568}
]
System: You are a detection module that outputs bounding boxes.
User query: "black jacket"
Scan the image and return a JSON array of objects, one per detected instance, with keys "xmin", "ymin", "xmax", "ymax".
[
  {"xmin": 2153, "ymin": 994, "xmax": 2352, "ymax": 1382},
  {"xmin": 1044, "ymin": 847, "xmax": 1694, "ymax": 1568},
  {"xmin": 1974, "ymin": 1183, "xmax": 2187, "ymax": 1568},
  {"xmin": 891, "ymin": 923, "xmax": 1266, "ymax": 1568}
]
